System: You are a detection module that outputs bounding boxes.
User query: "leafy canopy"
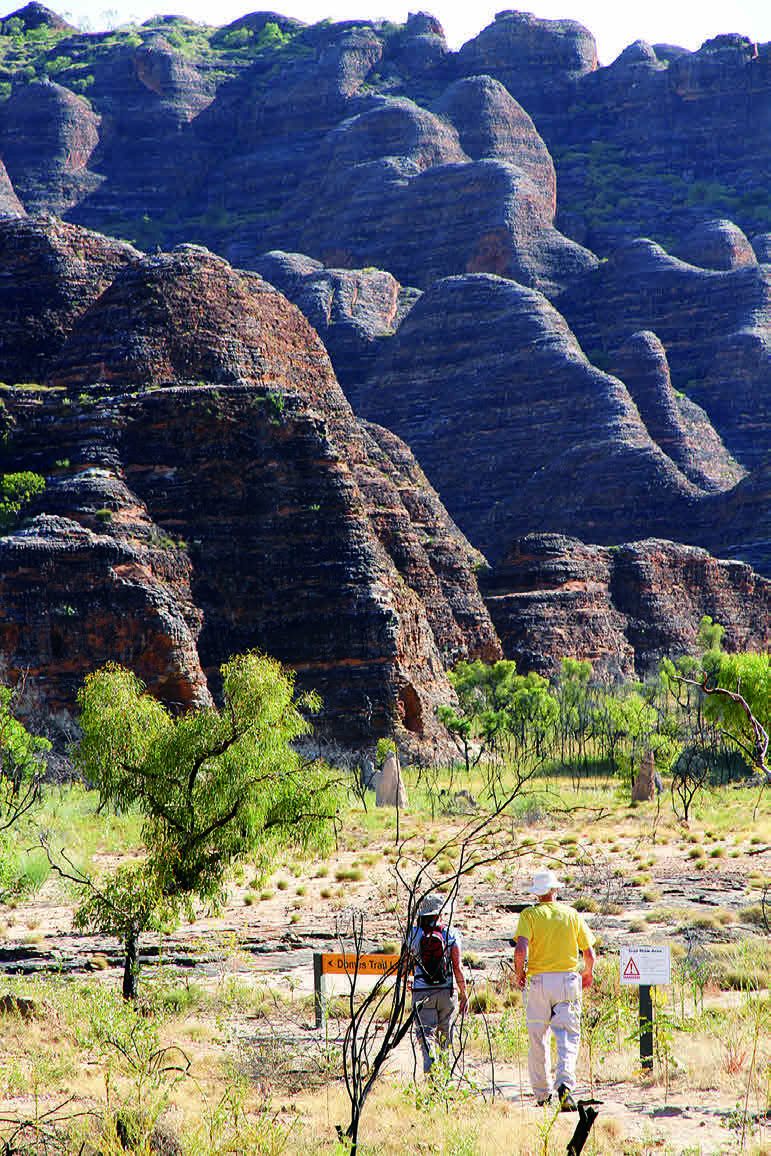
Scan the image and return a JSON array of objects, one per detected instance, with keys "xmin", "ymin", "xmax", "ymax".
[
  {"xmin": 76, "ymin": 652, "xmax": 341, "ymax": 907},
  {"xmin": 0, "ymin": 685, "xmax": 50, "ymax": 834}
]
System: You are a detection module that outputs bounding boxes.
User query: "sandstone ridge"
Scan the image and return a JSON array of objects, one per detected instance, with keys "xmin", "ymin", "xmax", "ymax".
[{"xmin": 0, "ymin": 217, "xmax": 499, "ymax": 754}]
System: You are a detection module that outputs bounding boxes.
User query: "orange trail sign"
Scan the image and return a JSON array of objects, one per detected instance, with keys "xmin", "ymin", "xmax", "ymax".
[
  {"xmin": 313, "ymin": 952, "xmax": 401, "ymax": 1028},
  {"xmin": 320, "ymin": 953, "xmax": 401, "ymax": 975}
]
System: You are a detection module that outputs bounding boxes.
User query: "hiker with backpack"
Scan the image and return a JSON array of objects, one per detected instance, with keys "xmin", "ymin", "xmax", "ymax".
[
  {"xmin": 514, "ymin": 868, "xmax": 596, "ymax": 1112},
  {"xmin": 407, "ymin": 895, "xmax": 468, "ymax": 1074}
]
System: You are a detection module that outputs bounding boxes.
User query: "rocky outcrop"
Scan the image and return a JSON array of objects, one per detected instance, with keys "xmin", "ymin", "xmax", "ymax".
[
  {"xmin": 355, "ymin": 420, "xmax": 502, "ymax": 668},
  {"xmin": 1, "ymin": 1, "xmax": 73, "ymax": 32},
  {"xmin": 0, "ymin": 9, "xmax": 767, "ymax": 283},
  {"xmin": 457, "ymin": 10, "xmax": 598, "ymax": 116},
  {"xmin": 558, "ymin": 237, "xmax": 771, "ymax": 472},
  {"xmin": 752, "ymin": 234, "xmax": 771, "ymax": 262},
  {"xmin": 355, "ymin": 272, "xmax": 712, "ymax": 561},
  {"xmin": 685, "ymin": 461, "xmax": 771, "ymax": 578},
  {"xmin": 536, "ymin": 34, "xmax": 771, "ymax": 253},
  {"xmin": 0, "ymin": 82, "xmax": 102, "ymax": 215},
  {"xmin": 0, "ymin": 220, "xmax": 497, "ymax": 752},
  {"xmin": 62, "ymin": 32, "xmax": 215, "ymax": 229},
  {"xmin": 607, "ymin": 330, "xmax": 743, "ymax": 491},
  {"xmin": 482, "ymin": 534, "xmax": 770, "ymax": 678},
  {"xmin": 433, "ymin": 75, "xmax": 556, "ymax": 211},
  {"xmin": 295, "ymin": 152, "xmax": 595, "ymax": 295},
  {"xmin": 481, "ymin": 535, "xmax": 634, "ymax": 679},
  {"xmin": 675, "ymin": 219, "xmax": 757, "ymax": 270},
  {"xmin": 253, "ymin": 250, "xmax": 420, "ymax": 388},
  {"xmin": 0, "ymin": 507, "xmax": 210, "ymax": 716},
  {"xmin": 0, "ymin": 158, "xmax": 24, "ymax": 217},
  {"xmin": 0, "ymin": 12, "xmax": 598, "ymax": 296},
  {"xmin": 0, "ymin": 214, "xmax": 139, "ymax": 384}
]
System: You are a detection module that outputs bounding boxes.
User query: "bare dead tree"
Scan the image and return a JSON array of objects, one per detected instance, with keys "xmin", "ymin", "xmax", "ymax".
[{"xmin": 334, "ymin": 756, "xmax": 551, "ymax": 1154}]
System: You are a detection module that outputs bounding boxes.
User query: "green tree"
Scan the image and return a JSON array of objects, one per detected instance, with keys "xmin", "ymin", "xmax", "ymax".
[
  {"xmin": 0, "ymin": 683, "xmax": 50, "ymax": 900},
  {"xmin": 696, "ymin": 614, "xmax": 725, "ymax": 655},
  {"xmin": 554, "ymin": 658, "xmax": 594, "ymax": 786},
  {"xmin": 439, "ymin": 659, "xmax": 522, "ymax": 772},
  {"xmin": 69, "ymin": 652, "xmax": 341, "ymax": 997},
  {"xmin": 0, "ymin": 684, "xmax": 50, "ymax": 834}
]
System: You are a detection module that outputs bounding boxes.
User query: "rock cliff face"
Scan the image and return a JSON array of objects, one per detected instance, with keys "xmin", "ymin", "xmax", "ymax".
[
  {"xmin": 482, "ymin": 534, "xmax": 770, "ymax": 679},
  {"xmin": 253, "ymin": 250, "xmax": 420, "ymax": 389},
  {"xmin": 0, "ymin": 9, "xmax": 599, "ymax": 295},
  {"xmin": 538, "ymin": 34, "xmax": 771, "ymax": 253},
  {"xmin": 0, "ymin": 81, "xmax": 101, "ymax": 215},
  {"xmin": 0, "ymin": 11, "xmax": 769, "ymax": 714},
  {"xmin": 0, "ymin": 214, "xmax": 139, "ymax": 383},
  {"xmin": 0, "ymin": 8, "xmax": 768, "ymax": 272},
  {"xmin": 457, "ymin": 11, "xmax": 598, "ymax": 115},
  {"xmin": 674, "ymin": 219, "xmax": 758, "ymax": 271},
  {"xmin": 354, "ymin": 272, "xmax": 719, "ymax": 561},
  {"xmin": 607, "ymin": 330, "xmax": 743, "ymax": 492},
  {"xmin": 558, "ymin": 238, "xmax": 771, "ymax": 472},
  {"xmin": 0, "ymin": 157, "xmax": 23, "ymax": 216},
  {"xmin": 0, "ymin": 218, "xmax": 497, "ymax": 751}
]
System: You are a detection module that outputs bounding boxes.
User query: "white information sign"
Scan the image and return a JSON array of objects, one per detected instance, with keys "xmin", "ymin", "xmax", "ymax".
[{"xmin": 620, "ymin": 945, "xmax": 671, "ymax": 986}]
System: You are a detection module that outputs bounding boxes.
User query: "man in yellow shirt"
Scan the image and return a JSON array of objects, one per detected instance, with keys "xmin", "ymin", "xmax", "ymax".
[{"xmin": 514, "ymin": 868, "xmax": 595, "ymax": 1111}]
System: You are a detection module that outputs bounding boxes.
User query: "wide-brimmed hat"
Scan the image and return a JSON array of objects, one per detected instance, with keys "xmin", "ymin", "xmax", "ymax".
[
  {"xmin": 529, "ymin": 869, "xmax": 562, "ymax": 895},
  {"xmin": 417, "ymin": 895, "xmax": 443, "ymax": 919}
]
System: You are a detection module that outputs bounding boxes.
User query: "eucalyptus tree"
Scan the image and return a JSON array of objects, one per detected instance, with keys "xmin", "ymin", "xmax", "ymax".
[{"xmin": 57, "ymin": 652, "xmax": 341, "ymax": 997}]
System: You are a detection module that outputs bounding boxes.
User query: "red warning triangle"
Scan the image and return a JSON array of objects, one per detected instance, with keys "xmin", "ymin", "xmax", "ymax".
[{"xmin": 624, "ymin": 956, "xmax": 640, "ymax": 979}]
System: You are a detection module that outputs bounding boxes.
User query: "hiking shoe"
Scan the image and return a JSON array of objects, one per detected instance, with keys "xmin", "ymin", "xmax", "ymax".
[{"xmin": 557, "ymin": 1084, "xmax": 577, "ymax": 1112}]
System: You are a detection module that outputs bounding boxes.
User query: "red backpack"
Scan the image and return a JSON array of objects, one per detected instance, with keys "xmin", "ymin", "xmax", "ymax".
[{"xmin": 419, "ymin": 923, "xmax": 451, "ymax": 985}]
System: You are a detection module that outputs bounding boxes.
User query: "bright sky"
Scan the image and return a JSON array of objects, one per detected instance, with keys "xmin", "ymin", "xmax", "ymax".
[{"xmin": 46, "ymin": 0, "xmax": 771, "ymax": 65}]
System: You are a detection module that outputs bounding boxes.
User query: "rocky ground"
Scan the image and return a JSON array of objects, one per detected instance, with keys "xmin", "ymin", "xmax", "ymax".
[{"xmin": 1, "ymin": 780, "xmax": 768, "ymax": 1153}]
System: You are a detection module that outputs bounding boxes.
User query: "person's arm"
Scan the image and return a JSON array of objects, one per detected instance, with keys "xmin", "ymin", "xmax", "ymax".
[
  {"xmin": 514, "ymin": 935, "xmax": 529, "ymax": 989},
  {"xmin": 575, "ymin": 912, "xmax": 595, "ymax": 990},
  {"xmin": 450, "ymin": 943, "xmax": 468, "ymax": 1013},
  {"xmin": 581, "ymin": 946, "xmax": 595, "ymax": 989}
]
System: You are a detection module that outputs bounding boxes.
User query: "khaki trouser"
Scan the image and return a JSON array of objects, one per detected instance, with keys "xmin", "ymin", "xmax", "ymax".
[
  {"xmin": 525, "ymin": 971, "xmax": 582, "ymax": 1099},
  {"xmin": 412, "ymin": 986, "xmax": 458, "ymax": 1073}
]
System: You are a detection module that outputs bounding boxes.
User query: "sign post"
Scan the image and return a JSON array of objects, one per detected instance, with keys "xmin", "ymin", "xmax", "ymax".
[
  {"xmin": 313, "ymin": 952, "xmax": 401, "ymax": 1030},
  {"xmin": 620, "ymin": 945, "xmax": 671, "ymax": 1073}
]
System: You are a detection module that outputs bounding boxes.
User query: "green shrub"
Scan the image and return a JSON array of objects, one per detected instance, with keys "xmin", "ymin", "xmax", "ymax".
[
  {"xmin": 376, "ymin": 737, "xmax": 397, "ymax": 764},
  {"xmin": 0, "ymin": 471, "xmax": 45, "ymax": 531}
]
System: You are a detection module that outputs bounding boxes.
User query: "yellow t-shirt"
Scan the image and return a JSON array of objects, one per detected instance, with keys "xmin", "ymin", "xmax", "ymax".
[{"xmin": 516, "ymin": 901, "xmax": 595, "ymax": 975}]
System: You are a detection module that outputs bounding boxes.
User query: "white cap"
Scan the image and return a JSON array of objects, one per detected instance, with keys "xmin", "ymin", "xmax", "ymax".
[
  {"xmin": 418, "ymin": 895, "xmax": 443, "ymax": 918},
  {"xmin": 529, "ymin": 868, "xmax": 562, "ymax": 895}
]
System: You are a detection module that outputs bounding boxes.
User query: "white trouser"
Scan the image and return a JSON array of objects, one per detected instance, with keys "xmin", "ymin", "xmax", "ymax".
[
  {"xmin": 412, "ymin": 987, "xmax": 458, "ymax": 1073},
  {"xmin": 525, "ymin": 971, "xmax": 582, "ymax": 1098}
]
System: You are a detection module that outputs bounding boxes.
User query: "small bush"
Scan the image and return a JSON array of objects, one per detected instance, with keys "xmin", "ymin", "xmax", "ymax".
[
  {"xmin": 469, "ymin": 986, "xmax": 501, "ymax": 1014},
  {"xmin": 738, "ymin": 904, "xmax": 768, "ymax": 928},
  {"xmin": 573, "ymin": 897, "xmax": 598, "ymax": 913}
]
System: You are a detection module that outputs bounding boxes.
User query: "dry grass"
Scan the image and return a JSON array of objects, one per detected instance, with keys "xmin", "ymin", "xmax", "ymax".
[{"xmin": 0, "ymin": 778, "xmax": 769, "ymax": 1154}]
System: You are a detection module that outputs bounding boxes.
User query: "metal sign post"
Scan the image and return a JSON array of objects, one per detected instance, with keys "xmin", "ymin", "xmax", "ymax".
[
  {"xmin": 638, "ymin": 984, "xmax": 654, "ymax": 1071},
  {"xmin": 620, "ymin": 945, "xmax": 671, "ymax": 1073},
  {"xmin": 314, "ymin": 952, "xmax": 325, "ymax": 1030}
]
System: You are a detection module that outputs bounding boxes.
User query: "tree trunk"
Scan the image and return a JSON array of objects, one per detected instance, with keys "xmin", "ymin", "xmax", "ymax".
[{"xmin": 122, "ymin": 929, "xmax": 139, "ymax": 1001}]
